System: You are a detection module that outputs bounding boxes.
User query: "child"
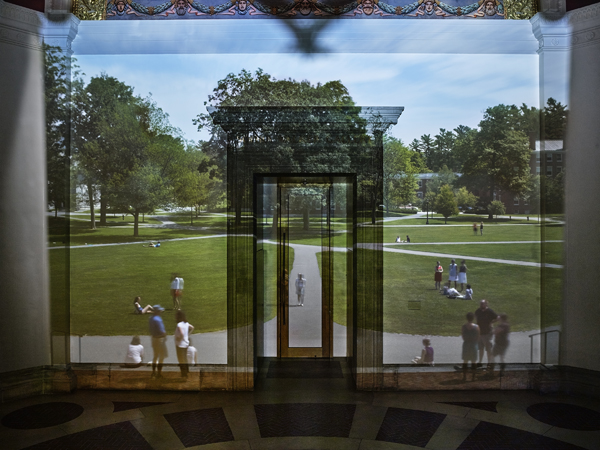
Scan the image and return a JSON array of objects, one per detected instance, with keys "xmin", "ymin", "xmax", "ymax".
[
  {"xmin": 412, "ymin": 338, "xmax": 434, "ymax": 366},
  {"xmin": 464, "ymin": 284, "xmax": 473, "ymax": 300},
  {"xmin": 187, "ymin": 337, "xmax": 198, "ymax": 365}
]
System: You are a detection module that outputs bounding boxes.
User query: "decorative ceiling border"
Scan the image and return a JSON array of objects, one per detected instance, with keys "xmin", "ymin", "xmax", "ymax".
[{"xmin": 72, "ymin": 0, "xmax": 523, "ymax": 19}]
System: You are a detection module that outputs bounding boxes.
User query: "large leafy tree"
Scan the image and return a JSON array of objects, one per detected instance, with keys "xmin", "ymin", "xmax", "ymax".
[
  {"xmin": 460, "ymin": 104, "xmax": 531, "ymax": 218},
  {"xmin": 434, "ymin": 184, "xmax": 459, "ymax": 224},
  {"xmin": 193, "ymin": 69, "xmax": 367, "ymax": 225},
  {"xmin": 383, "ymin": 136, "xmax": 418, "ymax": 211},
  {"xmin": 44, "ymin": 45, "xmax": 80, "ymax": 217}
]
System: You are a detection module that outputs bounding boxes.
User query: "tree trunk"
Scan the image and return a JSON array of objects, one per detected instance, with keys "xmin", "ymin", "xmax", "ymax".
[
  {"xmin": 133, "ymin": 211, "xmax": 139, "ymax": 237},
  {"xmin": 88, "ymin": 181, "xmax": 96, "ymax": 230},
  {"xmin": 303, "ymin": 205, "xmax": 309, "ymax": 230},
  {"xmin": 272, "ymin": 207, "xmax": 278, "ymax": 238},
  {"xmin": 100, "ymin": 194, "xmax": 107, "ymax": 225}
]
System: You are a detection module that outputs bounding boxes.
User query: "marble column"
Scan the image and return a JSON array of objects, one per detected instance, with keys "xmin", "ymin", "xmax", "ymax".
[
  {"xmin": 562, "ymin": 3, "xmax": 600, "ymax": 372},
  {"xmin": 0, "ymin": 0, "xmax": 50, "ymax": 373}
]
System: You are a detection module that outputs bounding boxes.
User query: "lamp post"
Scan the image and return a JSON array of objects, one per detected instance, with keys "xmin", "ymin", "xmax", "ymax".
[{"xmin": 425, "ymin": 200, "xmax": 429, "ymax": 225}]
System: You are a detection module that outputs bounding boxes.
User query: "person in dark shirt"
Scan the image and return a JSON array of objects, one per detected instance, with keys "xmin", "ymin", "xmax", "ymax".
[{"xmin": 474, "ymin": 299, "xmax": 498, "ymax": 369}]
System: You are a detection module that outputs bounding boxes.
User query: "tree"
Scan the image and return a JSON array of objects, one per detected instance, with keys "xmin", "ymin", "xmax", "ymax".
[
  {"xmin": 455, "ymin": 187, "xmax": 478, "ymax": 209},
  {"xmin": 44, "ymin": 45, "xmax": 80, "ymax": 217},
  {"xmin": 431, "ymin": 128, "xmax": 457, "ymax": 171},
  {"xmin": 426, "ymin": 165, "xmax": 457, "ymax": 197},
  {"xmin": 110, "ymin": 164, "xmax": 170, "ymax": 237},
  {"xmin": 383, "ymin": 136, "xmax": 418, "ymax": 211},
  {"xmin": 193, "ymin": 69, "xmax": 366, "ymax": 225},
  {"xmin": 543, "ymin": 97, "xmax": 568, "ymax": 140},
  {"xmin": 488, "ymin": 200, "xmax": 506, "ymax": 218},
  {"xmin": 460, "ymin": 104, "xmax": 531, "ymax": 219},
  {"xmin": 434, "ymin": 184, "xmax": 459, "ymax": 224}
]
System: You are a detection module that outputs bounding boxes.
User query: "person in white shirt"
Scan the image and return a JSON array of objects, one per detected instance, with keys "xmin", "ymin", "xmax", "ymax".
[
  {"xmin": 174, "ymin": 310, "xmax": 194, "ymax": 379},
  {"xmin": 295, "ymin": 273, "xmax": 307, "ymax": 306},
  {"xmin": 123, "ymin": 335, "xmax": 144, "ymax": 368},
  {"xmin": 464, "ymin": 285, "xmax": 473, "ymax": 300},
  {"xmin": 170, "ymin": 274, "xmax": 184, "ymax": 310},
  {"xmin": 187, "ymin": 337, "xmax": 198, "ymax": 365}
]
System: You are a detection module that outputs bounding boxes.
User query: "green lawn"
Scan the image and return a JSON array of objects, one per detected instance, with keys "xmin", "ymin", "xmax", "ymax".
[
  {"xmin": 65, "ymin": 238, "xmax": 227, "ymax": 336},
  {"xmin": 384, "ymin": 214, "xmax": 536, "ymax": 226},
  {"xmin": 387, "ymin": 242, "xmax": 563, "ymax": 265},
  {"xmin": 384, "ymin": 224, "xmax": 563, "ymax": 244}
]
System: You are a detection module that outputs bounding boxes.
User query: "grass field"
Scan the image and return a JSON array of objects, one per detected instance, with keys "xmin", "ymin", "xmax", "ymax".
[
  {"xmin": 388, "ymin": 242, "xmax": 563, "ymax": 265},
  {"xmin": 48, "ymin": 212, "xmax": 564, "ymax": 337}
]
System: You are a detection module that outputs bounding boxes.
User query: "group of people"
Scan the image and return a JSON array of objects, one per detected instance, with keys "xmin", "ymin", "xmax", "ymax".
[
  {"xmin": 473, "ymin": 222, "xmax": 484, "ymax": 235},
  {"xmin": 461, "ymin": 299, "xmax": 510, "ymax": 379},
  {"xmin": 128, "ymin": 304, "xmax": 197, "ymax": 379},
  {"xmin": 435, "ymin": 259, "xmax": 471, "ymax": 298},
  {"xmin": 412, "ymin": 299, "xmax": 510, "ymax": 380},
  {"xmin": 395, "ymin": 235, "xmax": 411, "ymax": 243}
]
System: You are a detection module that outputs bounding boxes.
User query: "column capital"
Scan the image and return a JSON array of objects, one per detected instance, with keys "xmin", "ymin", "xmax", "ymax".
[
  {"xmin": 530, "ymin": 11, "xmax": 571, "ymax": 53},
  {"xmin": 568, "ymin": 3, "xmax": 600, "ymax": 49}
]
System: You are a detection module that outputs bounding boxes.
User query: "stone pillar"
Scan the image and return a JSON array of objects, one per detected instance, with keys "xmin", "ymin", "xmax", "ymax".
[
  {"xmin": 530, "ymin": 12, "xmax": 570, "ymax": 364},
  {"xmin": 562, "ymin": 3, "xmax": 600, "ymax": 372},
  {"xmin": 0, "ymin": 0, "xmax": 50, "ymax": 373}
]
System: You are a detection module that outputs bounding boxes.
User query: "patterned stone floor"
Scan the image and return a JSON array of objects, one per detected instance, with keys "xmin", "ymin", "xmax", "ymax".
[{"xmin": 1, "ymin": 359, "xmax": 600, "ymax": 449}]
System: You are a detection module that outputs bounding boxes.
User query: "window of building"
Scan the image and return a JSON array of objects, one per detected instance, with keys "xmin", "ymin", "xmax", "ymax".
[
  {"xmin": 417, "ymin": 192, "xmax": 423, "ymax": 198},
  {"xmin": 546, "ymin": 166, "xmax": 553, "ymax": 176},
  {"xmin": 417, "ymin": 180, "xmax": 422, "ymax": 187},
  {"xmin": 557, "ymin": 166, "xmax": 562, "ymax": 173},
  {"xmin": 536, "ymin": 166, "xmax": 541, "ymax": 174},
  {"xmin": 557, "ymin": 153, "xmax": 563, "ymax": 162},
  {"xmin": 546, "ymin": 153, "xmax": 553, "ymax": 162},
  {"xmin": 514, "ymin": 198, "xmax": 519, "ymax": 205},
  {"xmin": 536, "ymin": 153, "xmax": 541, "ymax": 162}
]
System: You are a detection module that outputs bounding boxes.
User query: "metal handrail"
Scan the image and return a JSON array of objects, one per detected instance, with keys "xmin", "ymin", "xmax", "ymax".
[{"xmin": 529, "ymin": 329, "xmax": 560, "ymax": 364}]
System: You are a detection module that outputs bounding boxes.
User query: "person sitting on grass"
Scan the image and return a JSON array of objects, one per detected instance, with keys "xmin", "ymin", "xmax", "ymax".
[
  {"xmin": 395, "ymin": 236, "xmax": 402, "ymax": 243},
  {"xmin": 134, "ymin": 297, "xmax": 154, "ymax": 314},
  {"xmin": 412, "ymin": 338, "xmax": 434, "ymax": 366},
  {"xmin": 121, "ymin": 335, "xmax": 144, "ymax": 368},
  {"xmin": 464, "ymin": 284, "xmax": 473, "ymax": 300}
]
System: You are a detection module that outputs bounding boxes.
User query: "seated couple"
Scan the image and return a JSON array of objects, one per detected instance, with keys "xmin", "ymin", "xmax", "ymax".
[{"xmin": 440, "ymin": 283, "xmax": 473, "ymax": 299}]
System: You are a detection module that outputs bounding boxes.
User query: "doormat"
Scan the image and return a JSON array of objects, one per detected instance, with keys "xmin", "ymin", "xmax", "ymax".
[{"xmin": 267, "ymin": 360, "xmax": 344, "ymax": 378}]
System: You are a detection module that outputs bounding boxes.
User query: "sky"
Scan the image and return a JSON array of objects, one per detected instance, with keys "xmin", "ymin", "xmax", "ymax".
[{"xmin": 76, "ymin": 52, "xmax": 540, "ymax": 145}]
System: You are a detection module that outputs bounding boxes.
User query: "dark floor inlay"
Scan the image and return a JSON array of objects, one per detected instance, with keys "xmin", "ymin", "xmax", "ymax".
[
  {"xmin": 527, "ymin": 402, "xmax": 600, "ymax": 430},
  {"xmin": 266, "ymin": 360, "xmax": 343, "ymax": 378},
  {"xmin": 164, "ymin": 407, "xmax": 234, "ymax": 447},
  {"xmin": 255, "ymin": 403, "xmax": 355, "ymax": 437},
  {"xmin": 457, "ymin": 421, "xmax": 586, "ymax": 450},
  {"xmin": 439, "ymin": 401, "xmax": 498, "ymax": 412},
  {"xmin": 1, "ymin": 402, "xmax": 84, "ymax": 429},
  {"xmin": 22, "ymin": 421, "xmax": 152, "ymax": 450},
  {"xmin": 112, "ymin": 401, "xmax": 171, "ymax": 412},
  {"xmin": 376, "ymin": 407, "xmax": 446, "ymax": 447}
]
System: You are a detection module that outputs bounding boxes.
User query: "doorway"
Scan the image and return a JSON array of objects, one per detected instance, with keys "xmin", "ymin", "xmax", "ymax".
[{"xmin": 256, "ymin": 175, "xmax": 354, "ymax": 359}]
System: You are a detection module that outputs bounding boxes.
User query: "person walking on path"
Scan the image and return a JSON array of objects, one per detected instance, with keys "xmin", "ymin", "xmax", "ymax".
[
  {"xmin": 174, "ymin": 310, "xmax": 194, "ymax": 379},
  {"xmin": 149, "ymin": 305, "xmax": 167, "ymax": 379},
  {"xmin": 461, "ymin": 312, "xmax": 480, "ymax": 381},
  {"xmin": 473, "ymin": 222, "xmax": 478, "ymax": 235},
  {"xmin": 475, "ymin": 299, "xmax": 498, "ymax": 370},
  {"xmin": 434, "ymin": 261, "xmax": 443, "ymax": 290},
  {"xmin": 295, "ymin": 273, "xmax": 307, "ymax": 306},
  {"xmin": 170, "ymin": 274, "xmax": 184, "ymax": 310},
  {"xmin": 448, "ymin": 259, "xmax": 458, "ymax": 289},
  {"xmin": 491, "ymin": 313, "xmax": 510, "ymax": 376},
  {"xmin": 458, "ymin": 260, "xmax": 468, "ymax": 291},
  {"xmin": 480, "ymin": 222, "xmax": 484, "ymax": 236}
]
